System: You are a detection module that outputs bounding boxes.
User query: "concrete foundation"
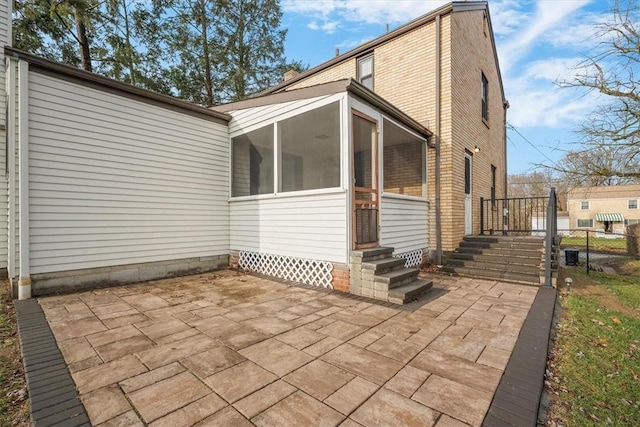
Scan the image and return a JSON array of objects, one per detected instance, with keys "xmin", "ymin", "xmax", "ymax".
[{"xmin": 16, "ymin": 255, "xmax": 229, "ymax": 297}]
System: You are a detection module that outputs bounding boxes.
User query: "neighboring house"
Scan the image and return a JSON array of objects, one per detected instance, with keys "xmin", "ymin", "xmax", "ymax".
[
  {"xmin": 0, "ymin": 1, "xmax": 508, "ymax": 300},
  {"xmin": 531, "ymin": 212, "xmax": 570, "ymax": 236},
  {"xmin": 567, "ymin": 184, "xmax": 640, "ymax": 235},
  {"xmin": 260, "ymin": 1, "xmax": 508, "ymax": 257}
]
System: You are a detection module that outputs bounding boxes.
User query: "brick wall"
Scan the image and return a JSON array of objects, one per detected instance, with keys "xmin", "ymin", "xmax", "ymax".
[
  {"xmin": 383, "ymin": 141, "xmax": 422, "ymax": 197},
  {"xmin": 447, "ymin": 10, "xmax": 506, "ymax": 249},
  {"xmin": 331, "ymin": 263, "xmax": 350, "ymax": 292},
  {"xmin": 281, "ymin": 9, "xmax": 506, "ymax": 252}
]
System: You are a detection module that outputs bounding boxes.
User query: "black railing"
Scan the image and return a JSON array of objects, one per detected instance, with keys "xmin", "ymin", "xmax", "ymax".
[
  {"xmin": 544, "ymin": 188, "xmax": 558, "ymax": 286},
  {"xmin": 480, "ymin": 195, "xmax": 551, "ymax": 235}
]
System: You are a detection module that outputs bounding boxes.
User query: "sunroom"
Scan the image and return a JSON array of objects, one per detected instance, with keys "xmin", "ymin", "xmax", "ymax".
[{"xmin": 214, "ymin": 79, "xmax": 432, "ymax": 291}]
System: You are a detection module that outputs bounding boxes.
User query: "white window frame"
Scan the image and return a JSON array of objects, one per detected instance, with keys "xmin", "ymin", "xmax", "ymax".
[
  {"xmin": 229, "ymin": 95, "xmax": 346, "ymax": 201},
  {"xmin": 628, "ymin": 199, "xmax": 638, "ymax": 209},
  {"xmin": 580, "ymin": 200, "xmax": 590, "ymax": 210},
  {"xmin": 577, "ymin": 218, "xmax": 593, "ymax": 228},
  {"xmin": 357, "ymin": 54, "xmax": 374, "ymax": 90}
]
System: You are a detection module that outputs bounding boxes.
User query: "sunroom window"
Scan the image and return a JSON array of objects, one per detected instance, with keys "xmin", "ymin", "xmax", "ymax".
[
  {"xmin": 279, "ymin": 102, "xmax": 341, "ymax": 192},
  {"xmin": 232, "ymin": 125, "xmax": 274, "ymax": 197},
  {"xmin": 382, "ymin": 119, "xmax": 425, "ymax": 197}
]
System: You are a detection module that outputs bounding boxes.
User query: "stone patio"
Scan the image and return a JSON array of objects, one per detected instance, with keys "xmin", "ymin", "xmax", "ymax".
[{"xmin": 36, "ymin": 269, "xmax": 539, "ymax": 426}]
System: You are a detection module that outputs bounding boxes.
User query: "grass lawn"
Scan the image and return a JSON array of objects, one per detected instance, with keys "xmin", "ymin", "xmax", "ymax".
[
  {"xmin": 560, "ymin": 236, "xmax": 628, "ymax": 254},
  {"xmin": 545, "ymin": 266, "xmax": 640, "ymax": 426},
  {"xmin": 0, "ymin": 281, "xmax": 29, "ymax": 426}
]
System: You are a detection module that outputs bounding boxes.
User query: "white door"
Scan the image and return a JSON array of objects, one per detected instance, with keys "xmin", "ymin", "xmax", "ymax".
[{"xmin": 464, "ymin": 152, "xmax": 472, "ymax": 235}]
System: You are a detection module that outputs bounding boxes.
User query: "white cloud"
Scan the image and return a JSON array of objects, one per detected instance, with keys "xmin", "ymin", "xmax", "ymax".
[
  {"xmin": 523, "ymin": 57, "xmax": 583, "ymax": 82},
  {"xmin": 498, "ymin": 0, "xmax": 591, "ymax": 73},
  {"xmin": 308, "ymin": 20, "xmax": 341, "ymax": 33},
  {"xmin": 490, "ymin": 0, "xmax": 529, "ymax": 36},
  {"xmin": 283, "ymin": 0, "xmax": 446, "ymax": 30}
]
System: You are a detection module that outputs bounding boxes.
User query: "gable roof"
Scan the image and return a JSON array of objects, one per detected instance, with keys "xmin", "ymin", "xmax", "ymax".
[
  {"xmin": 213, "ymin": 78, "xmax": 432, "ymax": 139},
  {"xmin": 260, "ymin": 1, "xmax": 505, "ymax": 103}
]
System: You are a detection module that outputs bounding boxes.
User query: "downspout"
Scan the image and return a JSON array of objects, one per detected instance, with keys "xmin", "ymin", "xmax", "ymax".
[
  {"xmin": 18, "ymin": 59, "xmax": 30, "ymax": 299},
  {"xmin": 503, "ymin": 100, "xmax": 509, "ymax": 198},
  {"xmin": 7, "ymin": 58, "xmax": 16, "ymax": 288},
  {"xmin": 434, "ymin": 14, "xmax": 442, "ymax": 266}
]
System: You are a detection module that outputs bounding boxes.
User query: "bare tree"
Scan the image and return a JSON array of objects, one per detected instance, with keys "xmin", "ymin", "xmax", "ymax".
[{"xmin": 555, "ymin": 0, "xmax": 640, "ymax": 182}]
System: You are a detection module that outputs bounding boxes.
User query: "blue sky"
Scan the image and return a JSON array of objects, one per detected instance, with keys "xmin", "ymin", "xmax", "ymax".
[{"xmin": 279, "ymin": 0, "xmax": 613, "ymax": 175}]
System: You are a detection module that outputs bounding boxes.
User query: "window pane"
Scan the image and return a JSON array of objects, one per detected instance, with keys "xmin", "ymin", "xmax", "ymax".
[
  {"xmin": 359, "ymin": 56, "xmax": 372, "ymax": 76},
  {"xmin": 581, "ymin": 201, "xmax": 589, "ymax": 210},
  {"xmin": 360, "ymin": 75, "xmax": 373, "ymax": 90},
  {"xmin": 383, "ymin": 119, "xmax": 424, "ymax": 197},
  {"xmin": 577, "ymin": 219, "xmax": 593, "ymax": 228},
  {"xmin": 279, "ymin": 102, "xmax": 341, "ymax": 192},
  {"xmin": 358, "ymin": 55, "xmax": 373, "ymax": 90},
  {"xmin": 629, "ymin": 199, "xmax": 638, "ymax": 209},
  {"xmin": 232, "ymin": 125, "xmax": 274, "ymax": 197}
]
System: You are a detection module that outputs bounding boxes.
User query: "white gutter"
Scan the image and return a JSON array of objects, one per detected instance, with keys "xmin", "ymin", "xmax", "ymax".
[{"xmin": 18, "ymin": 59, "xmax": 30, "ymax": 299}]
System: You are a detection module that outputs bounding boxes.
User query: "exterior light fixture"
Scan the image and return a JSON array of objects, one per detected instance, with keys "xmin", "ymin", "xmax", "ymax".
[
  {"xmin": 565, "ymin": 277, "xmax": 572, "ymax": 291},
  {"xmin": 474, "ymin": 145, "xmax": 481, "ymax": 153}
]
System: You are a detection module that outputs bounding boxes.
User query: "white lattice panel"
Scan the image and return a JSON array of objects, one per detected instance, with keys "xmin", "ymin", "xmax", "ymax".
[
  {"xmin": 238, "ymin": 251, "xmax": 334, "ymax": 289},
  {"xmin": 394, "ymin": 249, "xmax": 423, "ymax": 268}
]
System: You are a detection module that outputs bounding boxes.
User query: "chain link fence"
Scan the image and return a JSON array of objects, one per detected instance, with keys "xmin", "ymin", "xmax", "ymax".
[{"xmin": 558, "ymin": 228, "xmax": 639, "ymax": 275}]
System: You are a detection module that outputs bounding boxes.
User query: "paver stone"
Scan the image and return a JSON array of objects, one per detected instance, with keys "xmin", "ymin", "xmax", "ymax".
[
  {"xmin": 413, "ymin": 375, "xmax": 492, "ymax": 426},
  {"xmin": 350, "ymin": 388, "xmax": 438, "ymax": 427}
]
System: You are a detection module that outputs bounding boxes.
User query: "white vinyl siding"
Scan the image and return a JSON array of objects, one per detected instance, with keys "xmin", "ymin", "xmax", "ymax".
[
  {"xmin": 0, "ymin": 1, "xmax": 10, "ymax": 270},
  {"xmin": 380, "ymin": 195, "xmax": 428, "ymax": 254},
  {"xmin": 27, "ymin": 71, "xmax": 230, "ymax": 274},
  {"xmin": 230, "ymin": 192, "xmax": 348, "ymax": 264},
  {"xmin": 227, "ymin": 93, "xmax": 349, "ymax": 264}
]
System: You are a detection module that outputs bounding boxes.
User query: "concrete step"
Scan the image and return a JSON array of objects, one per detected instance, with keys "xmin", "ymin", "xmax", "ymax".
[
  {"xmin": 388, "ymin": 279, "xmax": 433, "ymax": 304},
  {"xmin": 351, "ymin": 247, "xmax": 394, "ymax": 263},
  {"xmin": 451, "ymin": 252, "xmax": 541, "ymax": 266},
  {"xmin": 374, "ymin": 267, "xmax": 419, "ymax": 289},
  {"xmin": 464, "ymin": 236, "xmax": 544, "ymax": 244},
  {"xmin": 361, "ymin": 257, "xmax": 406, "ymax": 275},
  {"xmin": 442, "ymin": 266, "xmax": 540, "ymax": 286},
  {"xmin": 459, "ymin": 241, "xmax": 544, "ymax": 251},
  {"xmin": 455, "ymin": 246, "xmax": 542, "ymax": 258},
  {"xmin": 447, "ymin": 259, "xmax": 541, "ymax": 275}
]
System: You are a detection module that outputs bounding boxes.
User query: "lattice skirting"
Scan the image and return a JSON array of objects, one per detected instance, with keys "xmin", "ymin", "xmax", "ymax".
[
  {"xmin": 394, "ymin": 249, "xmax": 424, "ymax": 268},
  {"xmin": 238, "ymin": 251, "xmax": 334, "ymax": 289}
]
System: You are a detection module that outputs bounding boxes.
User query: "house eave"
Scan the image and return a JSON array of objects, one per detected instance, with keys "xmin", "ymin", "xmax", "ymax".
[
  {"xmin": 4, "ymin": 47, "xmax": 231, "ymax": 124},
  {"xmin": 212, "ymin": 78, "xmax": 432, "ymax": 140}
]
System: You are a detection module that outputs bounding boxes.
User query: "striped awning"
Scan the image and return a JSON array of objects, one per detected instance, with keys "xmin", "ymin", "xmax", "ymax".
[{"xmin": 595, "ymin": 213, "xmax": 624, "ymax": 222}]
